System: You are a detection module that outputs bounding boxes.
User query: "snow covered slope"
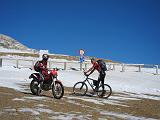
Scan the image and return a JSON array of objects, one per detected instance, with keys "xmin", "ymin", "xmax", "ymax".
[{"xmin": 0, "ymin": 59, "xmax": 160, "ymax": 100}]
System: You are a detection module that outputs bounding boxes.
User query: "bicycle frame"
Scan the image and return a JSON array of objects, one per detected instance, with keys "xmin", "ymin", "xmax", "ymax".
[{"xmin": 83, "ymin": 76, "xmax": 98, "ymax": 91}]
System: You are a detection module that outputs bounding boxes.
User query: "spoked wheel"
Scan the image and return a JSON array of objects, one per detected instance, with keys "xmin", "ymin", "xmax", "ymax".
[
  {"xmin": 97, "ymin": 84, "xmax": 112, "ymax": 98},
  {"xmin": 52, "ymin": 81, "xmax": 64, "ymax": 99},
  {"xmin": 30, "ymin": 79, "xmax": 41, "ymax": 95},
  {"xmin": 73, "ymin": 82, "xmax": 88, "ymax": 96}
]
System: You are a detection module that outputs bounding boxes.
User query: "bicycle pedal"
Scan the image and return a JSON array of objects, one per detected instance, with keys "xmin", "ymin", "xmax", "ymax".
[{"xmin": 93, "ymin": 89, "xmax": 98, "ymax": 92}]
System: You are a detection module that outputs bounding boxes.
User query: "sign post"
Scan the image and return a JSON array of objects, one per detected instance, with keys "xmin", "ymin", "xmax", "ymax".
[{"xmin": 79, "ymin": 49, "xmax": 85, "ymax": 71}]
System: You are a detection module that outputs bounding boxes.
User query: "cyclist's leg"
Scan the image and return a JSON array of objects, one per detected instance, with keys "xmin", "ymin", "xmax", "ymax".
[
  {"xmin": 101, "ymin": 72, "xmax": 106, "ymax": 95},
  {"xmin": 101, "ymin": 72, "xmax": 106, "ymax": 89},
  {"xmin": 39, "ymin": 71, "xmax": 45, "ymax": 87},
  {"xmin": 95, "ymin": 72, "xmax": 106, "ymax": 91},
  {"xmin": 95, "ymin": 75, "xmax": 100, "ymax": 91}
]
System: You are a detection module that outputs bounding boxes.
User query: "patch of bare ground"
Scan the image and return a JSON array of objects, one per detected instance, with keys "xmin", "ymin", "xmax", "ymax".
[{"xmin": 0, "ymin": 86, "xmax": 160, "ymax": 120}]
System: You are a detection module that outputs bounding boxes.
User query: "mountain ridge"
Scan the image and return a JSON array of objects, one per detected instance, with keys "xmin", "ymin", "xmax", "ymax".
[
  {"xmin": 0, "ymin": 34, "xmax": 33, "ymax": 51},
  {"xmin": 0, "ymin": 34, "xmax": 116, "ymax": 63}
]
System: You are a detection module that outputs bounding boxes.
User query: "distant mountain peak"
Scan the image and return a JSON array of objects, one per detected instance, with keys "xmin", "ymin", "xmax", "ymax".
[{"xmin": 0, "ymin": 34, "xmax": 34, "ymax": 52}]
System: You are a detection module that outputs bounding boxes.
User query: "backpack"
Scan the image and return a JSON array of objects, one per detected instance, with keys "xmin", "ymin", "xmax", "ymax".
[
  {"xmin": 34, "ymin": 61, "xmax": 41, "ymax": 72},
  {"xmin": 97, "ymin": 59, "xmax": 107, "ymax": 71}
]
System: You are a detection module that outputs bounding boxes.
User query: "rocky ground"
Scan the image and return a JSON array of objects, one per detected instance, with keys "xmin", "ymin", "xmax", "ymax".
[{"xmin": 0, "ymin": 85, "xmax": 160, "ymax": 120}]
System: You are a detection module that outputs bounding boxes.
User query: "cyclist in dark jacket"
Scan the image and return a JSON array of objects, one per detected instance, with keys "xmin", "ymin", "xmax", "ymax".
[{"xmin": 84, "ymin": 58, "xmax": 106, "ymax": 94}]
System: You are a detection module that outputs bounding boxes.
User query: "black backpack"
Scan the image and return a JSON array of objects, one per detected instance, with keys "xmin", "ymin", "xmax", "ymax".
[
  {"xmin": 34, "ymin": 61, "xmax": 41, "ymax": 72},
  {"xmin": 97, "ymin": 59, "xmax": 107, "ymax": 71}
]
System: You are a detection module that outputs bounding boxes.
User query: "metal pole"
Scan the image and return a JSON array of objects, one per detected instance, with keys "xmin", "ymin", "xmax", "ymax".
[
  {"xmin": 122, "ymin": 64, "xmax": 125, "ymax": 72},
  {"xmin": 108, "ymin": 64, "xmax": 111, "ymax": 70},
  {"xmin": 85, "ymin": 63, "xmax": 87, "ymax": 70},
  {"xmin": 113, "ymin": 64, "xmax": 115, "ymax": 71},
  {"xmin": 155, "ymin": 65, "xmax": 158, "ymax": 75},
  {"xmin": 64, "ymin": 62, "xmax": 67, "ymax": 70},
  {"xmin": 16, "ymin": 60, "xmax": 19, "ymax": 68},
  {"xmin": 139, "ymin": 65, "xmax": 141, "ymax": 72},
  {"xmin": 80, "ymin": 63, "xmax": 82, "ymax": 71},
  {"xmin": 0, "ymin": 58, "xmax": 2, "ymax": 67}
]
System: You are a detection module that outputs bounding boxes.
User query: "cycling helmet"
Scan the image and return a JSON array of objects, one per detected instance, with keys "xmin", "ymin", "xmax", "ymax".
[{"xmin": 42, "ymin": 54, "xmax": 49, "ymax": 61}]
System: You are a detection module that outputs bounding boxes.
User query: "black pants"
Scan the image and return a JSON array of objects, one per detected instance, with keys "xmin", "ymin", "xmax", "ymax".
[{"xmin": 96, "ymin": 71, "xmax": 106, "ymax": 90}]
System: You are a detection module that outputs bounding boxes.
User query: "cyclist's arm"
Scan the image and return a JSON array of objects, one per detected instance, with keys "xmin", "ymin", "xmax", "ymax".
[
  {"xmin": 85, "ymin": 65, "xmax": 95, "ymax": 75},
  {"xmin": 39, "ymin": 62, "xmax": 48, "ymax": 71},
  {"xmin": 88, "ymin": 68, "xmax": 95, "ymax": 75}
]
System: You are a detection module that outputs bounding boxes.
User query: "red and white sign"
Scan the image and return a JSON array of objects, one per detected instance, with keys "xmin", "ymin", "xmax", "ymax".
[{"xmin": 79, "ymin": 49, "xmax": 85, "ymax": 56}]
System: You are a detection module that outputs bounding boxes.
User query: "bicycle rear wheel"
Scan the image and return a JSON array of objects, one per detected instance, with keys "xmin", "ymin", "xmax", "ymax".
[
  {"xmin": 73, "ymin": 82, "xmax": 88, "ymax": 96},
  {"xmin": 97, "ymin": 84, "xmax": 112, "ymax": 98}
]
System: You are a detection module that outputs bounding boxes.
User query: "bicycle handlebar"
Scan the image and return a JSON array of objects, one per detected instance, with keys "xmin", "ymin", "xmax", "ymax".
[
  {"xmin": 48, "ymin": 68, "xmax": 59, "ymax": 71},
  {"xmin": 83, "ymin": 72, "xmax": 89, "ymax": 77}
]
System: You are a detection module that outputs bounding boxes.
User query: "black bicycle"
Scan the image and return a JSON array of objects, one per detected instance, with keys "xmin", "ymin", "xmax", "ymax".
[{"xmin": 73, "ymin": 73, "xmax": 112, "ymax": 98}]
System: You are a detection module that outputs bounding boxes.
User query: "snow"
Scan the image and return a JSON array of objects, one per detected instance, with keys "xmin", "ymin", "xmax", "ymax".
[
  {"xmin": 67, "ymin": 96, "xmax": 129, "ymax": 107},
  {"xmin": 0, "ymin": 48, "xmax": 35, "ymax": 53},
  {"xmin": 13, "ymin": 98, "xmax": 25, "ymax": 101},
  {"xmin": 0, "ymin": 66, "xmax": 32, "ymax": 91},
  {"xmin": 4, "ymin": 108, "xmax": 17, "ymax": 112},
  {"xmin": 48, "ymin": 113, "xmax": 89, "ymax": 120},
  {"xmin": 100, "ymin": 111, "xmax": 157, "ymax": 120},
  {"xmin": 0, "ymin": 56, "xmax": 160, "ymax": 100},
  {"xmin": 35, "ymin": 104, "xmax": 48, "ymax": 107},
  {"xmin": 0, "ymin": 59, "xmax": 159, "ymax": 120},
  {"xmin": 36, "ymin": 108, "xmax": 54, "ymax": 114},
  {"xmin": 67, "ymin": 96, "xmax": 104, "ymax": 105},
  {"xmin": 0, "ymin": 57, "xmax": 160, "ymax": 101},
  {"xmin": 23, "ymin": 96, "xmax": 48, "ymax": 101},
  {"xmin": 18, "ymin": 108, "xmax": 40, "ymax": 115},
  {"xmin": 58, "ymin": 70, "xmax": 160, "ymax": 100}
]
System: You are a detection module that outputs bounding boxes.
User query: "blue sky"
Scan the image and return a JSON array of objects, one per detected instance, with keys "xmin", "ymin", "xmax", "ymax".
[{"xmin": 0, "ymin": 0, "xmax": 160, "ymax": 64}]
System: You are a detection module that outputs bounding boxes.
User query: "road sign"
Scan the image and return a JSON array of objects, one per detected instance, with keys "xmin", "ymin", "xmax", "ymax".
[
  {"xmin": 79, "ymin": 49, "xmax": 85, "ymax": 56},
  {"xmin": 79, "ymin": 49, "xmax": 85, "ymax": 63}
]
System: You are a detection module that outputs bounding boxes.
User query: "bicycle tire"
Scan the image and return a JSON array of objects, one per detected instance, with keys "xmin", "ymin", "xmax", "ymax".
[
  {"xmin": 73, "ymin": 82, "xmax": 88, "ymax": 96},
  {"xmin": 52, "ymin": 81, "xmax": 64, "ymax": 99},
  {"xmin": 97, "ymin": 84, "xmax": 112, "ymax": 98},
  {"xmin": 30, "ymin": 79, "xmax": 40, "ymax": 95}
]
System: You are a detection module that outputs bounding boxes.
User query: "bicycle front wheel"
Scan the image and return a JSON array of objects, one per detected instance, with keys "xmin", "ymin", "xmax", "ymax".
[
  {"xmin": 73, "ymin": 82, "xmax": 88, "ymax": 96},
  {"xmin": 52, "ymin": 81, "xmax": 64, "ymax": 99},
  {"xmin": 97, "ymin": 84, "xmax": 112, "ymax": 98}
]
